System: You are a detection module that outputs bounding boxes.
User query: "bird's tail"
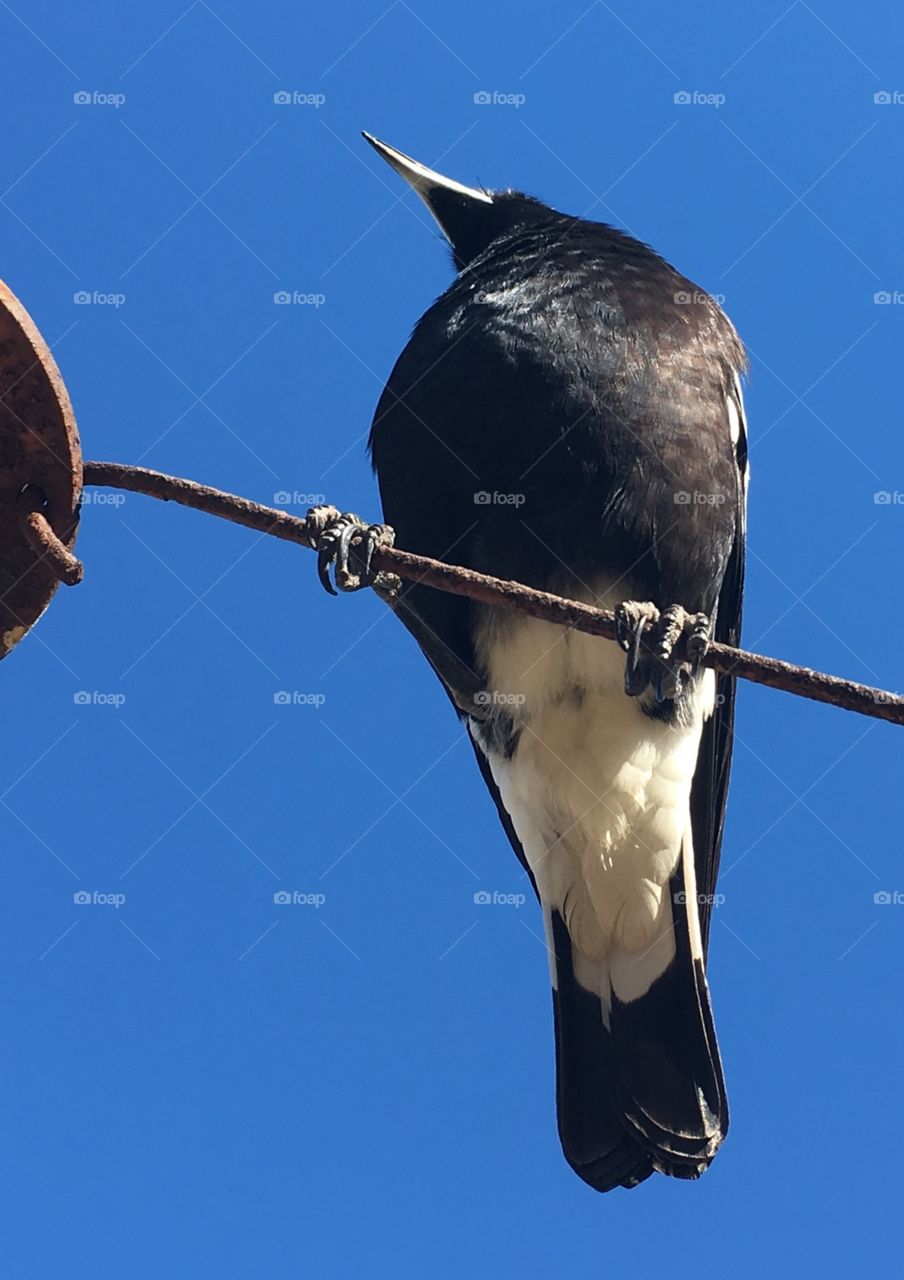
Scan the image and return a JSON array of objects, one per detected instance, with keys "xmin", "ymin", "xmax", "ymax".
[{"xmin": 548, "ymin": 861, "xmax": 727, "ymax": 1192}]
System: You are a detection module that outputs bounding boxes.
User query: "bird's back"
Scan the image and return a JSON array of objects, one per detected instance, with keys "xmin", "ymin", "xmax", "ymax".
[{"xmin": 370, "ymin": 215, "xmax": 744, "ymax": 609}]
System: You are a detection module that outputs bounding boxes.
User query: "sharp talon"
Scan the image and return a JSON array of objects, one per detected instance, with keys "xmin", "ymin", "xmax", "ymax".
[
  {"xmin": 653, "ymin": 666, "xmax": 667, "ymax": 703},
  {"xmin": 615, "ymin": 601, "xmax": 660, "ymax": 697},
  {"xmin": 616, "ymin": 600, "xmax": 710, "ymax": 701},
  {"xmin": 335, "ymin": 521, "xmax": 360, "ymax": 590},
  {"xmin": 615, "ymin": 606, "xmax": 632, "ymax": 653},
  {"xmin": 656, "ymin": 663, "xmax": 683, "ymax": 702},
  {"xmin": 358, "ymin": 533, "xmax": 374, "ymax": 582},
  {"xmin": 354, "ymin": 524, "xmax": 381, "ymax": 584},
  {"xmin": 625, "ymin": 624, "xmax": 649, "ymax": 697},
  {"xmin": 317, "ymin": 543, "xmax": 339, "ymax": 596},
  {"xmin": 311, "ymin": 510, "xmax": 397, "ymax": 596},
  {"xmin": 359, "ymin": 527, "xmax": 380, "ymax": 581},
  {"xmin": 686, "ymin": 613, "xmax": 711, "ymax": 664}
]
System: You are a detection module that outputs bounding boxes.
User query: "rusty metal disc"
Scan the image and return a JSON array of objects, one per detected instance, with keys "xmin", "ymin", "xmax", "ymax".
[{"xmin": 0, "ymin": 280, "xmax": 82, "ymax": 659}]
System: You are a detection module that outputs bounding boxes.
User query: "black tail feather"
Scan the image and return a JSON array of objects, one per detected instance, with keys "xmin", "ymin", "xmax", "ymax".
[
  {"xmin": 549, "ymin": 876, "xmax": 727, "ymax": 1191},
  {"xmin": 550, "ymin": 911, "xmax": 653, "ymax": 1192}
]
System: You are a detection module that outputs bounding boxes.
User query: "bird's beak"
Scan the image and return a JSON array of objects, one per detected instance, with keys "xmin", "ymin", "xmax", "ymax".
[{"xmin": 362, "ymin": 132, "xmax": 493, "ymax": 241}]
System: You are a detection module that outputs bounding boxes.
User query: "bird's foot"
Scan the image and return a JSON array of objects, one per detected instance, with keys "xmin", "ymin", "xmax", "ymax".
[
  {"xmin": 308, "ymin": 505, "xmax": 400, "ymax": 596},
  {"xmin": 615, "ymin": 601, "xmax": 711, "ymax": 701}
]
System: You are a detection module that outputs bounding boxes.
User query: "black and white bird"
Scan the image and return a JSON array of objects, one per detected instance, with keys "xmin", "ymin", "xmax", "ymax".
[{"xmin": 333, "ymin": 134, "xmax": 748, "ymax": 1193}]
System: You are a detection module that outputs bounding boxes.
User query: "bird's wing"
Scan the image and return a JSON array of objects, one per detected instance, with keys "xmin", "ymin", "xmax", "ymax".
[
  {"xmin": 690, "ymin": 371, "xmax": 748, "ymax": 955},
  {"xmin": 465, "ymin": 717, "xmax": 538, "ymax": 898}
]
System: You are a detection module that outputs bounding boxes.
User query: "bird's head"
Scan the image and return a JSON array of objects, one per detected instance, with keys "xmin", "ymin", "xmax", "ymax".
[{"xmin": 363, "ymin": 133, "xmax": 553, "ymax": 271}]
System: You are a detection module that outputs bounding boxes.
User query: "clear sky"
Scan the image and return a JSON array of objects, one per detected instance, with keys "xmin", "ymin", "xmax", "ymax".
[{"xmin": 2, "ymin": 2, "xmax": 902, "ymax": 1276}]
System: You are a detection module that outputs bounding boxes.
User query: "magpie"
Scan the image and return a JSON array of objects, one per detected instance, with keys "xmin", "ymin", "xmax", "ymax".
[{"xmin": 332, "ymin": 133, "xmax": 748, "ymax": 1193}]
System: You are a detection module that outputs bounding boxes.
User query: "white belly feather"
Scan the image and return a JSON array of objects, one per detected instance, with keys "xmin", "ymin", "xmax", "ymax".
[{"xmin": 471, "ymin": 584, "xmax": 714, "ymax": 1004}]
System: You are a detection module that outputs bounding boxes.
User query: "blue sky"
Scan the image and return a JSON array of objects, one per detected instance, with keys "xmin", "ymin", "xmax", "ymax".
[{"xmin": 2, "ymin": 2, "xmax": 903, "ymax": 1275}]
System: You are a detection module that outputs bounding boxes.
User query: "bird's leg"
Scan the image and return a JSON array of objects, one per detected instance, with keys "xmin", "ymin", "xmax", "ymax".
[
  {"xmin": 309, "ymin": 506, "xmax": 401, "ymax": 596},
  {"xmin": 309, "ymin": 506, "xmax": 487, "ymax": 719},
  {"xmin": 615, "ymin": 601, "xmax": 711, "ymax": 701}
]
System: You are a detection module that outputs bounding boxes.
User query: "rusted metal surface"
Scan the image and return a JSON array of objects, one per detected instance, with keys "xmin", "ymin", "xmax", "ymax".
[
  {"xmin": 0, "ymin": 281, "xmax": 82, "ymax": 658},
  {"xmin": 18, "ymin": 487, "xmax": 84, "ymax": 586}
]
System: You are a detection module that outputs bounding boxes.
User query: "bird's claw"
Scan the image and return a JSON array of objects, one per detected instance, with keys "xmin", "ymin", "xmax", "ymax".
[
  {"xmin": 615, "ymin": 601, "xmax": 660, "ymax": 697},
  {"xmin": 309, "ymin": 506, "xmax": 399, "ymax": 596},
  {"xmin": 615, "ymin": 601, "xmax": 711, "ymax": 702}
]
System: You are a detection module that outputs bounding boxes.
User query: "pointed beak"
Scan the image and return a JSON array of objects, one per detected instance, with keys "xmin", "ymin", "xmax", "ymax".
[{"xmin": 362, "ymin": 132, "xmax": 492, "ymax": 240}]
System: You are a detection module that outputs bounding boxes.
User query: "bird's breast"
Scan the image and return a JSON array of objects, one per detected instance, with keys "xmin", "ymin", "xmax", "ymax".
[{"xmin": 472, "ymin": 585, "xmax": 714, "ymax": 966}]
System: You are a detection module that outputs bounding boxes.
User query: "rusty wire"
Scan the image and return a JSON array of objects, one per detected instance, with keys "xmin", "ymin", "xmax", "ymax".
[{"xmin": 80, "ymin": 460, "xmax": 904, "ymax": 728}]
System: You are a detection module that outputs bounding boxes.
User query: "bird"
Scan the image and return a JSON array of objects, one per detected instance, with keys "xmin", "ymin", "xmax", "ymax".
[{"xmin": 328, "ymin": 132, "xmax": 748, "ymax": 1193}]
